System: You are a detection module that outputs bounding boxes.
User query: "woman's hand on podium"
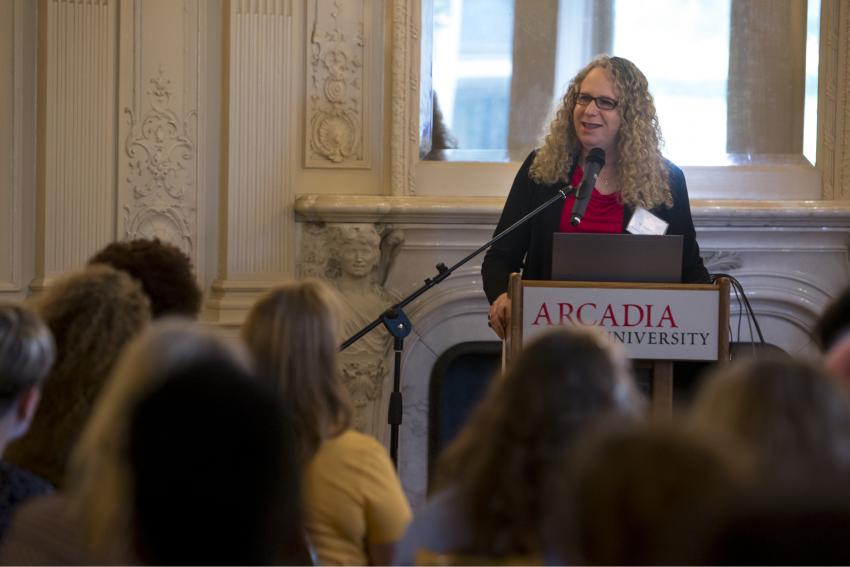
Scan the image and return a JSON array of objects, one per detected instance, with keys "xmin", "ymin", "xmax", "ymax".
[{"xmin": 488, "ymin": 292, "xmax": 511, "ymax": 340}]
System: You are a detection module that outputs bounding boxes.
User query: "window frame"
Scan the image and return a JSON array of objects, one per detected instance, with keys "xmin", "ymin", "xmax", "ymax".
[{"xmin": 391, "ymin": 0, "xmax": 838, "ymax": 201}]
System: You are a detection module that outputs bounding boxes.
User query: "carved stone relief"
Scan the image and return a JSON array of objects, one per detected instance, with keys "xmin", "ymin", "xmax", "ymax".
[
  {"xmin": 123, "ymin": 68, "xmax": 196, "ymax": 256},
  {"xmin": 390, "ymin": 0, "xmax": 419, "ymax": 195},
  {"xmin": 298, "ymin": 222, "xmax": 405, "ymax": 441},
  {"xmin": 306, "ymin": 0, "xmax": 368, "ymax": 166},
  {"xmin": 702, "ymin": 250, "xmax": 743, "ymax": 274}
]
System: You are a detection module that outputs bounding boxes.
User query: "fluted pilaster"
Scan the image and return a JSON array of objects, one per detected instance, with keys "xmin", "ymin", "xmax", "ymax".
[
  {"xmin": 0, "ymin": 0, "xmax": 33, "ymax": 295},
  {"xmin": 206, "ymin": 0, "xmax": 293, "ymax": 323},
  {"xmin": 35, "ymin": 0, "xmax": 118, "ymax": 286}
]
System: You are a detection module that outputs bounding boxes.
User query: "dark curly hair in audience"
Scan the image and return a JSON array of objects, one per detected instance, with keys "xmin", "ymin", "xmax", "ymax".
[
  {"xmin": 816, "ymin": 286, "xmax": 850, "ymax": 351},
  {"xmin": 89, "ymin": 239, "xmax": 202, "ymax": 318}
]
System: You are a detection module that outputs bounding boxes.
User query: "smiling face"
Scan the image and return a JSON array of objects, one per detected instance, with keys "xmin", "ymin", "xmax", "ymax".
[
  {"xmin": 573, "ymin": 67, "xmax": 622, "ymax": 158},
  {"xmin": 338, "ymin": 241, "xmax": 380, "ymax": 278}
]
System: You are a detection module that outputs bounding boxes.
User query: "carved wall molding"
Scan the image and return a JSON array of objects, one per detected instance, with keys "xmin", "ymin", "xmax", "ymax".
[
  {"xmin": 123, "ymin": 68, "xmax": 197, "ymax": 256},
  {"xmin": 0, "ymin": 0, "xmax": 28, "ymax": 293},
  {"xmin": 819, "ymin": 0, "xmax": 850, "ymax": 199},
  {"xmin": 702, "ymin": 251, "xmax": 743, "ymax": 273},
  {"xmin": 115, "ymin": 0, "xmax": 205, "ymax": 280},
  {"xmin": 39, "ymin": 0, "xmax": 118, "ymax": 279},
  {"xmin": 305, "ymin": 0, "xmax": 370, "ymax": 167},
  {"xmin": 390, "ymin": 0, "xmax": 419, "ymax": 195},
  {"xmin": 297, "ymin": 221, "xmax": 406, "ymax": 442},
  {"xmin": 820, "ymin": 0, "xmax": 837, "ymax": 198},
  {"xmin": 206, "ymin": 0, "xmax": 295, "ymax": 323},
  {"xmin": 840, "ymin": 0, "xmax": 850, "ymax": 200}
]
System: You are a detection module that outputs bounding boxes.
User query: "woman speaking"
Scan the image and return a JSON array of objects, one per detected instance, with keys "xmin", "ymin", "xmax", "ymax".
[{"xmin": 482, "ymin": 55, "xmax": 709, "ymax": 339}]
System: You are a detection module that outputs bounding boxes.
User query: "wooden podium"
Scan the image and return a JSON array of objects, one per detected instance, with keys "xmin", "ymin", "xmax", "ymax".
[{"xmin": 505, "ymin": 274, "xmax": 730, "ymax": 416}]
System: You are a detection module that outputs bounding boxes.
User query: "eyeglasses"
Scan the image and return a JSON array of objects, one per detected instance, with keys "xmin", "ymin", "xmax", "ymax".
[{"xmin": 576, "ymin": 93, "xmax": 619, "ymax": 111}]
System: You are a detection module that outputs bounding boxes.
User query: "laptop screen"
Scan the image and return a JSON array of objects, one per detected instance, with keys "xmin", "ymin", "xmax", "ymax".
[{"xmin": 551, "ymin": 233, "xmax": 683, "ymax": 283}]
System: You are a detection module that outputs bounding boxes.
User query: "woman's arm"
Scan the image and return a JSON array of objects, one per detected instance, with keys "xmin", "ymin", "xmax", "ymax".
[
  {"xmin": 481, "ymin": 152, "xmax": 539, "ymax": 303},
  {"xmin": 666, "ymin": 164, "xmax": 710, "ymax": 284}
]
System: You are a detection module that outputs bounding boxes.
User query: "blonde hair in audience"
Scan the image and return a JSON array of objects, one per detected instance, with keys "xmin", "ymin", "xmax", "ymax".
[
  {"xmin": 242, "ymin": 278, "xmax": 353, "ymax": 463},
  {"xmin": 68, "ymin": 318, "xmax": 252, "ymax": 557},
  {"xmin": 4, "ymin": 265, "xmax": 151, "ymax": 486},
  {"xmin": 690, "ymin": 358, "xmax": 850, "ymax": 481}
]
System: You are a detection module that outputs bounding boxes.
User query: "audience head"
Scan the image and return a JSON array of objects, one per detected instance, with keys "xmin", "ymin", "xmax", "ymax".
[
  {"xmin": 68, "ymin": 318, "xmax": 252, "ymax": 557},
  {"xmin": 816, "ymin": 287, "xmax": 850, "ymax": 351},
  {"xmin": 88, "ymin": 238, "xmax": 202, "ymax": 319},
  {"xmin": 435, "ymin": 326, "xmax": 643, "ymax": 557},
  {"xmin": 557, "ymin": 421, "xmax": 749, "ymax": 565},
  {"xmin": 128, "ymin": 362, "xmax": 305, "ymax": 565},
  {"xmin": 825, "ymin": 332, "xmax": 850, "ymax": 384},
  {"xmin": 690, "ymin": 358, "xmax": 850, "ymax": 484},
  {"xmin": 817, "ymin": 288, "xmax": 850, "ymax": 384},
  {"xmin": 704, "ymin": 482, "xmax": 850, "ymax": 565},
  {"xmin": 4, "ymin": 265, "xmax": 150, "ymax": 486},
  {"xmin": 242, "ymin": 278, "xmax": 352, "ymax": 463},
  {"xmin": 0, "ymin": 303, "xmax": 55, "ymax": 450}
]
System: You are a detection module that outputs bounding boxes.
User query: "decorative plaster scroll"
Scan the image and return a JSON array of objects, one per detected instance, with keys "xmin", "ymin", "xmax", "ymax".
[
  {"xmin": 390, "ymin": 0, "xmax": 419, "ymax": 194},
  {"xmin": 702, "ymin": 250, "xmax": 743, "ymax": 273},
  {"xmin": 306, "ymin": 0, "xmax": 369, "ymax": 167},
  {"xmin": 123, "ymin": 68, "xmax": 196, "ymax": 256}
]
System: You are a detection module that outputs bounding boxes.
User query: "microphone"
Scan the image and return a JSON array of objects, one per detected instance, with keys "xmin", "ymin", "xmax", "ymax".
[{"xmin": 570, "ymin": 147, "xmax": 606, "ymax": 226}]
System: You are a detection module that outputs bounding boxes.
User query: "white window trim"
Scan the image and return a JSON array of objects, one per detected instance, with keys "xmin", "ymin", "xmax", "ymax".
[{"xmin": 391, "ymin": 0, "xmax": 847, "ymax": 201}]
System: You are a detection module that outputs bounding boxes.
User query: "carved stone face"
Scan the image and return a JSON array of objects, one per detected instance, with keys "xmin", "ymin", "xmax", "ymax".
[{"xmin": 338, "ymin": 241, "xmax": 380, "ymax": 278}]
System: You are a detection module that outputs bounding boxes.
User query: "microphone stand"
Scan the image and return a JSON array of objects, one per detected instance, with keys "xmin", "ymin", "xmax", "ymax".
[{"xmin": 341, "ymin": 185, "xmax": 575, "ymax": 467}]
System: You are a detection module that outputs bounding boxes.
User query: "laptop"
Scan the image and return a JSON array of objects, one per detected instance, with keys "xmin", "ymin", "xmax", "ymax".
[{"xmin": 551, "ymin": 233, "xmax": 683, "ymax": 283}]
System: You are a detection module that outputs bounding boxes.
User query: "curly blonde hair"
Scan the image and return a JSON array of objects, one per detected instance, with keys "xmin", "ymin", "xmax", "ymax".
[
  {"xmin": 530, "ymin": 55, "xmax": 672, "ymax": 209},
  {"xmin": 4, "ymin": 265, "xmax": 151, "ymax": 487}
]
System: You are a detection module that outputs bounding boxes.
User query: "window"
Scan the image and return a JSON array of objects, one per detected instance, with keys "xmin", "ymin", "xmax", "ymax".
[{"xmin": 423, "ymin": 0, "xmax": 821, "ymax": 179}]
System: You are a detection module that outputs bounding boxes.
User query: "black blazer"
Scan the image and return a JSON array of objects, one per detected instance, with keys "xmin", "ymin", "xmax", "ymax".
[{"xmin": 481, "ymin": 151, "xmax": 710, "ymax": 304}]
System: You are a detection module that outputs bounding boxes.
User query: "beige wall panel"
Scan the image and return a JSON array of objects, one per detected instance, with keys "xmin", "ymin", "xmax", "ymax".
[
  {"xmin": 38, "ymin": 0, "xmax": 118, "ymax": 282},
  {"xmin": 389, "ymin": 0, "xmax": 418, "ymax": 195},
  {"xmin": 0, "ymin": 0, "xmax": 19, "ymax": 290},
  {"xmin": 117, "ymin": 0, "xmax": 205, "ymax": 279},
  {"xmin": 225, "ymin": 0, "xmax": 292, "ymax": 278},
  {"xmin": 305, "ymin": 0, "xmax": 371, "ymax": 168},
  {"xmin": 293, "ymin": 0, "xmax": 385, "ymax": 196},
  {"xmin": 820, "ymin": 0, "xmax": 850, "ymax": 199}
]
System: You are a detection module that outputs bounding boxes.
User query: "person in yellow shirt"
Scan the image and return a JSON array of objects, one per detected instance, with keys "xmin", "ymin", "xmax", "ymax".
[{"xmin": 243, "ymin": 278, "xmax": 412, "ymax": 565}]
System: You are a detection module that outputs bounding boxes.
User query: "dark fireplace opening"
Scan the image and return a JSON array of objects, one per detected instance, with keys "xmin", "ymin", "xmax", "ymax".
[{"xmin": 427, "ymin": 341, "xmax": 501, "ymax": 491}]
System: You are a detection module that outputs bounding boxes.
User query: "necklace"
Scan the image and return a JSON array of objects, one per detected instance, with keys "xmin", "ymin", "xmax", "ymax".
[{"xmin": 596, "ymin": 169, "xmax": 620, "ymax": 194}]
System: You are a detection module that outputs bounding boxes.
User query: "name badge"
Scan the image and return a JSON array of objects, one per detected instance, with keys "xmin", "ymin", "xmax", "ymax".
[{"xmin": 627, "ymin": 207, "xmax": 669, "ymax": 235}]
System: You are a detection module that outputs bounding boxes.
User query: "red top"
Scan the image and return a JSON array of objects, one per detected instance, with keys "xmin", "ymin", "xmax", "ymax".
[{"xmin": 559, "ymin": 165, "xmax": 625, "ymax": 233}]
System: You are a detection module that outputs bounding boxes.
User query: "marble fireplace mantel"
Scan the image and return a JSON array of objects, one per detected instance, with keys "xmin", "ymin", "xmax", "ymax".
[{"xmin": 295, "ymin": 195, "xmax": 850, "ymax": 509}]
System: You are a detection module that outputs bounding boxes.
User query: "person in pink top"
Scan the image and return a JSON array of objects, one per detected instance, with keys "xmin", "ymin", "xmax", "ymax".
[{"xmin": 483, "ymin": 55, "xmax": 709, "ymax": 340}]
